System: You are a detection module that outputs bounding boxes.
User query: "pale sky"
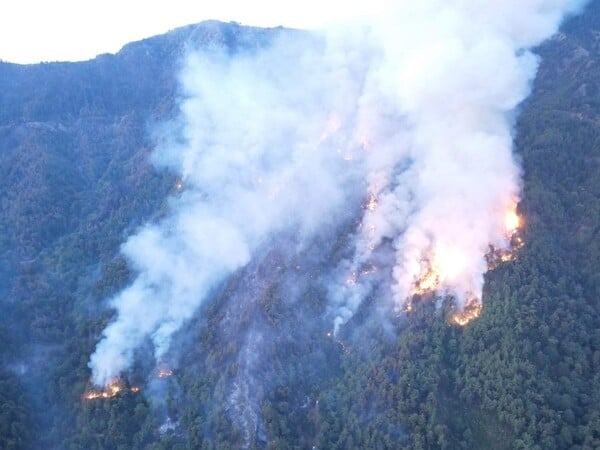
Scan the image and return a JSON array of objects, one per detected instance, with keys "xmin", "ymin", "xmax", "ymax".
[{"xmin": 0, "ymin": 1, "xmax": 386, "ymax": 64}]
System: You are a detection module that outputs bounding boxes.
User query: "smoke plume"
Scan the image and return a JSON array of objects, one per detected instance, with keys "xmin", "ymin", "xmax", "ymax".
[{"xmin": 89, "ymin": 1, "xmax": 587, "ymax": 385}]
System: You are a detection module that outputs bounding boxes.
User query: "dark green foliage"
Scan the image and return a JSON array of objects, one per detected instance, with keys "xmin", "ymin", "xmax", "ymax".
[{"xmin": 0, "ymin": 371, "xmax": 32, "ymax": 450}]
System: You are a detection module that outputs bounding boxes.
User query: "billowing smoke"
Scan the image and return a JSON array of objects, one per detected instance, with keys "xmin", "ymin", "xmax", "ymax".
[
  {"xmin": 327, "ymin": 0, "xmax": 588, "ymax": 330},
  {"xmin": 89, "ymin": 1, "xmax": 587, "ymax": 385},
  {"xmin": 88, "ymin": 31, "xmax": 367, "ymax": 386}
]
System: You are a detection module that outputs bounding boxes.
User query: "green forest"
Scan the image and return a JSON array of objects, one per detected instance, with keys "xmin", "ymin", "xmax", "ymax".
[{"xmin": 1, "ymin": 5, "xmax": 600, "ymax": 450}]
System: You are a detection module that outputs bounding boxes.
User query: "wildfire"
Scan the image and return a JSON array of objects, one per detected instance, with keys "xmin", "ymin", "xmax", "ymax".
[
  {"xmin": 344, "ymin": 264, "xmax": 377, "ymax": 290},
  {"xmin": 502, "ymin": 203, "xmax": 524, "ymax": 244},
  {"xmin": 410, "ymin": 243, "xmax": 467, "ymax": 296},
  {"xmin": 325, "ymin": 330, "xmax": 349, "ymax": 353},
  {"xmin": 504, "ymin": 208, "xmax": 520, "ymax": 234},
  {"xmin": 513, "ymin": 235, "xmax": 524, "ymax": 249},
  {"xmin": 450, "ymin": 298, "xmax": 483, "ymax": 326},
  {"xmin": 487, "ymin": 206, "xmax": 525, "ymax": 269},
  {"xmin": 411, "ymin": 267, "xmax": 440, "ymax": 296},
  {"xmin": 83, "ymin": 379, "xmax": 140, "ymax": 401},
  {"xmin": 157, "ymin": 368, "xmax": 174, "ymax": 379},
  {"xmin": 405, "ymin": 204, "xmax": 522, "ymax": 326},
  {"xmin": 365, "ymin": 193, "xmax": 378, "ymax": 211}
]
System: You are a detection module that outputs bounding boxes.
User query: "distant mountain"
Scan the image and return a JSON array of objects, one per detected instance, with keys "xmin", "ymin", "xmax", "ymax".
[{"xmin": 1, "ymin": 7, "xmax": 600, "ymax": 449}]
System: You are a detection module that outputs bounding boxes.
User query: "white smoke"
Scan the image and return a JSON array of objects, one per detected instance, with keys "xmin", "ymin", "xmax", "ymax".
[
  {"xmin": 89, "ymin": 1, "xmax": 588, "ymax": 384},
  {"xmin": 89, "ymin": 31, "xmax": 367, "ymax": 386},
  {"xmin": 328, "ymin": 0, "xmax": 588, "ymax": 330}
]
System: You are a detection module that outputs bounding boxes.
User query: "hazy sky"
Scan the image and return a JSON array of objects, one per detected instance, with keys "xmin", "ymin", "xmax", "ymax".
[{"xmin": 0, "ymin": 1, "xmax": 386, "ymax": 64}]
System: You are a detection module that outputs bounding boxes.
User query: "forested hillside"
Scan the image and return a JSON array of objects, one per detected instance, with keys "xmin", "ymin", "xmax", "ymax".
[{"xmin": 1, "ymin": 5, "xmax": 599, "ymax": 450}]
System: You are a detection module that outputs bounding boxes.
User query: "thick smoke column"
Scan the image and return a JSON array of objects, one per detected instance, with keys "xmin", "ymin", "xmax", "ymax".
[
  {"xmin": 89, "ymin": 1, "xmax": 587, "ymax": 385},
  {"xmin": 88, "ymin": 32, "xmax": 366, "ymax": 386},
  {"xmin": 328, "ymin": 0, "xmax": 588, "ymax": 330}
]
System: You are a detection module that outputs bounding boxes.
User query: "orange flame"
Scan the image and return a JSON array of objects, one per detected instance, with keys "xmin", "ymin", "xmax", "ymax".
[
  {"xmin": 450, "ymin": 298, "xmax": 482, "ymax": 326},
  {"xmin": 406, "ymin": 205, "xmax": 522, "ymax": 327},
  {"xmin": 487, "ymin": 206, "xmax": 525, "ymax": 270},
  {"xmin": 504, "ymin": 209, "xmax": 520, "ymax": 235},
  {"xmin": 410, "ymin": 243, "xmax": 468, "ymax": 296},
  {"xmin": 411, "ymin": 267, "xmax": 440, "ymax": 296},
  {"xmin": 83, "ymin": 379, "xmax": 140, "ymax": 401}
]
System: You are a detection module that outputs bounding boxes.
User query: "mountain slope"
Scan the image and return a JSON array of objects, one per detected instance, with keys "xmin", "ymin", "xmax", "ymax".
[{"xmin": 0, "ymin": 8, "xmax": 599, "ymax": 450}]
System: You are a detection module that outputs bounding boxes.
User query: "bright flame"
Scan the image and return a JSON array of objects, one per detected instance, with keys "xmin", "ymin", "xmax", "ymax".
[
  {"xmin": 411, "ymin": 244, "xmax": 468, "ymax": 296},
  {"xmin": 83, "ymin": 379, "xmax": 140, "ymax": 401},
  {"xmin": 504, "ymin": 208, "xmax": 520, "ymax": 235},
  {"xmin": 486, "ymin": 206, "xmax": 525, "ymax": 269},
  {"xmin": 411, "ymin": 267, "xmax": 440, "ymax": 296},
  {"xmin": 409, "ymin": 206, "xmax": 524, "ymax": 315},
  {"xmin": 450, "ymin": 298, "xmax": 482, "ymax": 326},
  {"xmin": 434, "ymin": 244, "xmax": 468, "ymax": 282}
]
